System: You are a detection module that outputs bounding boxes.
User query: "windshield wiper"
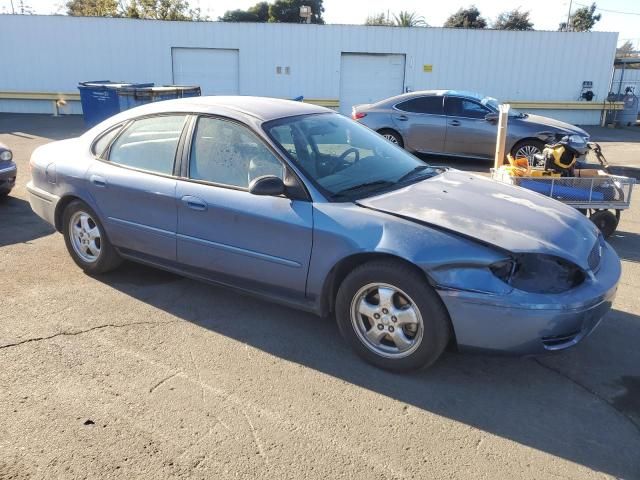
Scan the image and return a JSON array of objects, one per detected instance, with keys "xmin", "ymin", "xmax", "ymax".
[
  {"xmin": 397, "ymin": 165, "xmax": 432, "ymax": 183},
  {"xmin": 332, "ymin": 180, "xmax": 395, "ymax": 199}
]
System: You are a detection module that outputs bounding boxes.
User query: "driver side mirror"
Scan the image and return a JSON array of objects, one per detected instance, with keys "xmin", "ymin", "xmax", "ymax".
[
  {"xmin": 249, "ymin": 175, "xmax": 285, "ymax": 196},
  {"xmin": 485, "ymin": 112, "xmax": 499, "ymax": 123}
]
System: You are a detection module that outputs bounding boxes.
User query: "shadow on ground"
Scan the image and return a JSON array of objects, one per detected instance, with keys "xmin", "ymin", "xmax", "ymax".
[
  {"xmin": 0, "ymin": 196, "xmax": 54, "ymax": 246},
  {"xmin": 609, "ymin": 230, "xmax": 640, "ymax": 263},
  {"xmin": 94, "ymin": 261, "xmax": 640, "ymax": 480},
  {"xmin": 0, "ymin": 114, "xmax": 86, "ymax": 140}
]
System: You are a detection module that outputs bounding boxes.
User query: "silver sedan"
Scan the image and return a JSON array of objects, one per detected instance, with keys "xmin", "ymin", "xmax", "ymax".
[{"xmin": 353, "ymin": 90, "xmax": 590, "ymax": 163}]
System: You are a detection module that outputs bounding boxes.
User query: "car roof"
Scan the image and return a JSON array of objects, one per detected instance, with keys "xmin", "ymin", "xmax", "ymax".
[
  {"xmin": 102, "ymin": 95, "xmax": 332, "ymax": 121},
  {"xmin": 83, "ymin": 96, "xmax": 331, "ymax": 138},
  {"xmin": 167, "ymin": 96, "xmax": 330, "ymax": 120},
  {"xmin": 370, "ymin": 89, "xmax": 488, "ymax": 107}
]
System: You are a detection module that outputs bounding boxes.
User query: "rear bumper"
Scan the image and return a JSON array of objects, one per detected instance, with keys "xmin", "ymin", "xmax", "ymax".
[
  {"xmin": 27, "ymin": 181, "xmax": 59, "ymax": 227},
  {"xmin": 438, "ymin": 244, "xmax": 621, "ymax": 355}
]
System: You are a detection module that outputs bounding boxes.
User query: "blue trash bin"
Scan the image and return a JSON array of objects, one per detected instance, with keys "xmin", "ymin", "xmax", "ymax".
[
  {"xmin": 77, "ymin": 81, "xmax": 154, "ymax": 127},
  {"xmin": 117, "ymin": 85, "xmax": 201, "ymax": 111}
]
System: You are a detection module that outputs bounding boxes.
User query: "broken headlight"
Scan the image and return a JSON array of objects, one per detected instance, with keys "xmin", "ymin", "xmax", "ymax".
[{"xmin": 490, "ymin": 254, "xmax": 585, "ymax": 294}]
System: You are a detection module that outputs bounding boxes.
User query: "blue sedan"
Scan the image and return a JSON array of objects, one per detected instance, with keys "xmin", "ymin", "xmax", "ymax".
[{"xmin": 27, "ymin": 97, "xmax": 620, "ymax": 371}]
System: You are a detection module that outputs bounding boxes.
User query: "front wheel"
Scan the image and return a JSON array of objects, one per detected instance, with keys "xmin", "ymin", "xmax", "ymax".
[
  {"xmin": 62, "ymin": 200, "xmax": 122, "ymax": 274},
  {"xmin": 335, "ymin": 260, "xmax": 451, "ymax": 371},
  {"xmin": 511, "ymin": 139, "xmax": 545, "ymax": 167},
  {"xmin": 590, "ymin": 209, "xmax": 619, "ymax": 238}
]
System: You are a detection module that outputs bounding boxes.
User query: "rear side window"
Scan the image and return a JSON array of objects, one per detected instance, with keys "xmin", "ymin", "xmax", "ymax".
[
  {"xmin": 395, "ymin": 96, "xmax": 443, "ymax": 115},
  {"xmin": 92, "ymin": 125, "xmax": 122, "ymax": 158},
  {"xmin": 108, "ymin": 115, "xmax": 186, "ymax": 175}
]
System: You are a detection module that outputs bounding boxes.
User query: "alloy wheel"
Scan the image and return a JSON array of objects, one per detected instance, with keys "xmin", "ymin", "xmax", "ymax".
[
  {"xmin": 383, "ymin": 134, "xmax": 399, "ymax": 144},
  {"xmin": 350, "ymin": 283, "xmax": 424, "ymax": 359},
  {"xmin": 515, "ymin": 145, "xmax": 542, "ymax": 166},
  {"xmin": 69, "ymin": 211, "xmax": 102, "ymax": 263}
]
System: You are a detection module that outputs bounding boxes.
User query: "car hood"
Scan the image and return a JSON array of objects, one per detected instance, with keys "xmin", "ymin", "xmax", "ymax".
[
  {"xmin": 356, "ymin": 169, "xmax": 599, "ymax": 270},
  {"xmin": 518, "ymin": 113, "xmax": 588, "ymax": 137}
]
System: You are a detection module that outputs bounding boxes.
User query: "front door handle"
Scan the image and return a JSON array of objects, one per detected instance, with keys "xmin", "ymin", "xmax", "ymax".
[
  {"xmin": 449, "ymin": 120, "xmax": 461, "ymax": 127},
  {"xmin": 90, "ymin": 175, "xmax": 107, "ymax": 187},
  {"xmin": 394, "ymin": 115, "xmax": 408, "ymax": 121},
  {"xmin": 181, "ymin": 195, "xmax": 207, "ymax": 211}
]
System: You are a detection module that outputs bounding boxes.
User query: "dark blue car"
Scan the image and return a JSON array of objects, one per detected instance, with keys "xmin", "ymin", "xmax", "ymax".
[{"xmin": 0, "ymin": 142, "xmax": 16, "ymax": 198}]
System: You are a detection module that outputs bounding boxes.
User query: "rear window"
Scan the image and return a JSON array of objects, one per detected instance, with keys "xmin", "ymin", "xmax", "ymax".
[
  {"xmin": 395, "ymin": 96, "xmax": 443, "ymax": 115},
  {"xmin": 92, "ymin": 125, "xmax": 123, "ymax": 158}
]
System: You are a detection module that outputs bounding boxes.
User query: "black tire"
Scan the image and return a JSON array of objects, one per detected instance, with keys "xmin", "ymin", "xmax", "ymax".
[
  {"xmin": 590, "ymin": 210, "xmax": 618, "ymax": 238},
  {"xmin": 511, "ymin": 139, "xmax": 545, "ymax": 166},
  {"xmin": 335, "ymin": 260, "xmax": 451, "ymax": 372},
  {"xmin": 62, "ymin": 200, "xmax": 122, "ymax": 274},
  {"xmin": 378, "ymin": 129, "xmax": 404, "ymax": 148}
]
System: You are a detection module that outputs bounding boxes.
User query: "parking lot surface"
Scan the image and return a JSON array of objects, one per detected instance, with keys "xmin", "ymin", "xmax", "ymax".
[{"xmin": 1, "ymin": 114, "xmax": 639, "ymax": 479}]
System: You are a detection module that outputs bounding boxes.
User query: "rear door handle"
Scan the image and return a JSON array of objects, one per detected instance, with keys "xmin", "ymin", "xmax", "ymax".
[
  {"xmin": 90, "ymin": 175, "xmax": 107, "ymax": 187},
  {"xmin": 449, "ymin": 120, "xmax": 461, "ymax": 127},
  {"xmin": 394, "ymin": 115, "xmax": 408, "ymax": 121},
  {"xmin": 181, "ymin": 195, "xmax": 207, "ymax": 211}
]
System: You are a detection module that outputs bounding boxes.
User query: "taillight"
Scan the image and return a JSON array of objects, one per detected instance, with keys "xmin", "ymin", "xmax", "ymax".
[{"xmin": 352, "ymin": 112, "xmax": 367, "ymax": 120}]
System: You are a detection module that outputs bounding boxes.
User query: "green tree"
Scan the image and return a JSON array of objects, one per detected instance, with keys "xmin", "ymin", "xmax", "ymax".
[
  {"xmin": 364, "ymin": 12, "xmax": 393, "ymax": 26},
  {"xmin": 66, "ymin": 0, "xmax": 204, "ymax": 20},
  {"xmin": 268, "ymin": 0, "xmax": 324, "ymax": 23},
  {"xmin": 493, "ymin": 9, "xmax": 533, "ymax": 30},
  {"xmin": 444, "ymin": 5, "xmax": 487, "ymax": 29},
  {"xmin": 126, "ymin": 0, "xmax": 204, "ymax": 20},
  {"xmin": 559, "ymin": 2, "xmax": 601, "ymax": 32},
  {"xmin": 393, "ymin": 11, "xmax": 426, "ymax": 27},
  {"xmin": 220, "ymin": 0, "xmax": 323, "ymax": 24},
  {"xmin": 66, "ymin": 0, "xmax": 117, "ymax": 16},
  {"xmin": 616, "ymin": 40, "xmax": 635, "ymax": 58},
  {"xmin": 248, "ymin": 1, "xmax": 270, "ymax": 20},
  {"xmin": 219, "ymin": 9, "xmax": 261, "ymax": 22},
  {"xmin": 219, "ymin": 1, "xmax": 269, "ymax": 22}
]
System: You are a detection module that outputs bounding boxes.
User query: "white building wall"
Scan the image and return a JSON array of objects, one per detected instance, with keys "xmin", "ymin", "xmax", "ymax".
[{"xmin": 0, "ymin": 15, "xmax": 618, "ymax": 123}]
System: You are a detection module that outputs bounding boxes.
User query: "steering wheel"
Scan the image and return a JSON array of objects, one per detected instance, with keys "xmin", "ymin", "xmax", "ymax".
[{"xmin": 330, "ymin": 148, "xmax": 360, "ymax": 174}]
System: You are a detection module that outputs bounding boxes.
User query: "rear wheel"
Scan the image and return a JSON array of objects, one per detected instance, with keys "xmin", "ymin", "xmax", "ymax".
[
  {"xmin": 335, "ymin": 260, "xmax": 450, "ymax": 371},
  {"xmin": 63, "ymin": 200, "xmax": 122, "ymax": 274},
  {"xmin": 378, "ymin": 129, "xmax": 404, "ymax": 148}
]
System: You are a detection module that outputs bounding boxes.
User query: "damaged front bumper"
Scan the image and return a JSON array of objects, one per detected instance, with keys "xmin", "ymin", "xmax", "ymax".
[{"xmin": 437, "ymin": 242, "xmax": 621, "ymax": 355}]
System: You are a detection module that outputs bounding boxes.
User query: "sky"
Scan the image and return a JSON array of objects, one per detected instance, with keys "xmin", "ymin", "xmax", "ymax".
[{"xmin": 7, "ymin": 0, "xmax": 640, "ymax": 47}]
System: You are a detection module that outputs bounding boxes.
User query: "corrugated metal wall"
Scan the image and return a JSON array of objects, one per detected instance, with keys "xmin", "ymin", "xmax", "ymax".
[
  {"xmin": 0, "ymin": 15, "xmax": 618, "ymax": 123},
  {"xmin": 612, "ymin": 68, "xmax": 640, "ymax": 95}
]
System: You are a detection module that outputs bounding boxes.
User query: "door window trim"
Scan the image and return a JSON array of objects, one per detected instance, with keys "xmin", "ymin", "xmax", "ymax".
[{"xmin": 444, "ymin": 96, "xmax": 491, "ymax": 120}]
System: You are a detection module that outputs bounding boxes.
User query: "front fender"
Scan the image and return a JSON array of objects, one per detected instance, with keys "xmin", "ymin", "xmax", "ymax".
[{"xmin": 306, "ymin": 203, "xmax": 506, "ymax": 307}]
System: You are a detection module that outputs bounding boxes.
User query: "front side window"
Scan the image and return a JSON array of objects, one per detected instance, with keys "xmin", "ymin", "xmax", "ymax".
[
  {"xmin": 189, "ymin": 117, "xmax": 284, "ymax": 188},
  {"xmin": 109, "ymin": 115, "xmax": 186, "ymax": 175},
  {"xmin": 265, "ymin": 113, "xmax": 441, "ymax": 200},
  {"xmin": 395, "ymin": 96, "xmax": 444, "ymax": 115},
  {"xmin": 445, "ymin": 97, "xmax": 490, "ymax": 119}
]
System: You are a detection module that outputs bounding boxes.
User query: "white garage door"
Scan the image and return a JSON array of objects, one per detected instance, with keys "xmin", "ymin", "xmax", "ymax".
[
  {"xmin": 172, "ymin": 48, "xmax": 239, "ymax": 95},
  {"xmin": 339, "ymin": 53, "xmax": 406, "ymax": 115}
]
